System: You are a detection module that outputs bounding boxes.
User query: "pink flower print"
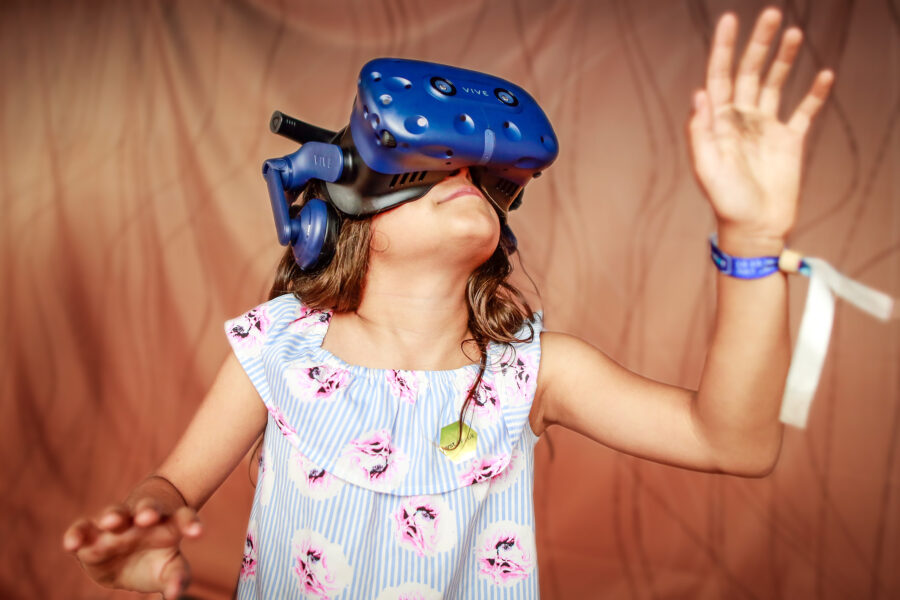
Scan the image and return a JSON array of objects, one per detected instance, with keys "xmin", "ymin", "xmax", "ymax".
[
  {"xmin": 498, "ymin": 352, "xmax": 538, "ymax": 405},
  {"xmin": 257, "ymin": 449, "xmax": 275, "ymax": 506},
  {"xmin": 471, "ymin": 379, "xmax": 500, "ymax": 419},
  {"xmin": 387, "ymin": 370, "xmax": 418, "ymax": 404},
  {"xmin": 307, "ymin": 468, "xmax": 329, "ymax": 489},
  {"xmin": 288, "ymin": 305, "xmax": 331, "ymax": 334},
  {"xmin": 337, "ymin": 429, "xmax": 409, "ymax": 491},
  {"xmin": 391, "ymin": 495, "xmax": 456, "ymax": 557},
  {"xmin": 475, "ymin": 521, "xmax": 536, "ymax": 586},
  {"xmin": 291, "ymin": 529, "xmax": 352, "ymax": 599},
  {"xmin": 240, "ymin": 521, "xmax": 258, "ymax": 579},
  {"xmin": 459, "ymin": 453, "xmax": 510, "ymax": 486},
  {"xmin": 455, "ymin": 371, "xmax": 501, "ymax": 424},
  {"xmin": 267, "ymin": 405, "xmax": 300, "ymax": 446},
  {"xmin": 288, "ymin": 448, "xmax": 344, "ymax": 500},
  {"xmin": 226, "ymin": 307, "xmax": 271, "ymax": 356},
  {"xmin": 487, "ymin": 447, "xmax": 524, "ymax": 494},
  {"xmin": 285, "ymin": 363, "xmax": 351, "ymax": 401}
]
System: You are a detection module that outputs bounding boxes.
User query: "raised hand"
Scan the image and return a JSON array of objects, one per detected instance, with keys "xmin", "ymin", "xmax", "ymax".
[
  {"xmin": 62, "ymin": 488, "xmax": 202, "ymax": 599},
  {"xmin": 688, "ymin": 8, "xmax": 834, "ymax": 252}
]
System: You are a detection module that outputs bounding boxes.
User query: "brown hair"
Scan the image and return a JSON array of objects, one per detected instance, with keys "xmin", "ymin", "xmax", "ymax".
[{"xmin": 268, "ymin": 182, "xmax": 535, "ymax": 451}]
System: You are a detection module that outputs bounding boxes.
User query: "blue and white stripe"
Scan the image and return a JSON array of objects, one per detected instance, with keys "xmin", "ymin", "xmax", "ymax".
[{"xmin": 226, "ymin": 294, "xmax": 543, "ymax": 599}]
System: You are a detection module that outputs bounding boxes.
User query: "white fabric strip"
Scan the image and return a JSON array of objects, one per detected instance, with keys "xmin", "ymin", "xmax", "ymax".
[{"xmin": 780, "ymin": 257, "xmax": 896, "ymax": 428}]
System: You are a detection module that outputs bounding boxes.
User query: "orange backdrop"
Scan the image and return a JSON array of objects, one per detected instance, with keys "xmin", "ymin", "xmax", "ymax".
[{"xmin": 2, "ymin": 0, "xmax": 898, "ymax": 598}]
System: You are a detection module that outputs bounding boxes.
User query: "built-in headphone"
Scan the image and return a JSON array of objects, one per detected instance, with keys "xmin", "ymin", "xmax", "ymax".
[{"xmin": 290, "ymin": 196, "xmax": 341, "ymax": 271}]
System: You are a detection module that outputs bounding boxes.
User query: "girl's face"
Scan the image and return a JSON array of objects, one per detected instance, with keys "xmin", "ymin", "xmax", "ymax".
[{"xmin": 370, "ymin": 168, "xmax": 500, "ymax": 270}]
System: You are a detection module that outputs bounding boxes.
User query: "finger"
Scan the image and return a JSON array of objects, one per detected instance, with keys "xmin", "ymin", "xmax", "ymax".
[
  {"xmin": 62, "ymin": 518, "xmax": 100, "ymax": 552},
  {"xmin": 161, "ymin": 556, "xmax": 191, "ymax": 600},
  {"xmin": 787, "ymin": 69, "xmax": 835, "ymax": 134},
  {"xmin": 133, "ymin": 519, "xmax": 183, "ymax": 550},
  {"xmin": 132, "ymin": 497, "xmax": 164, "ymax": 527},
  {"xmin": 78, "ymin": 528, "xmax": 138, "ymax": 564},
  {"xmin": 758, "ymin": 27, "xmax": 804, "ymax": 116},
  {"xmin": 733, "ymin": 7, "xmax": 783, "ymax": 108},
  {"xmin": 173, "ymin": 506, "xmax": 202, "ymax": 538},
  {"xmin": 689, "ymin": 90, "xmax": 714, "ymax": 138},
  {"xmin": 97, "ymin": 504, "xmax": 133, "ymax": 533},
  {"xmin": 706, "ymin": 13, "xmax": 738, "ymax": 108}
]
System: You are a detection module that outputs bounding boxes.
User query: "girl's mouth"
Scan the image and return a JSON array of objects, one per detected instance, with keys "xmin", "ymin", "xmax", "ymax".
[{"xmin": 438, "ymin": 185, "xmax": 483, "ymax": 204}]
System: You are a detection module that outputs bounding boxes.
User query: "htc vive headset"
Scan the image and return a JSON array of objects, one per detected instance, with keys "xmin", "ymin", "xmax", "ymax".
[{"xmin": 262, "ymin": 58, "xmax": 559, "ymax": 270}]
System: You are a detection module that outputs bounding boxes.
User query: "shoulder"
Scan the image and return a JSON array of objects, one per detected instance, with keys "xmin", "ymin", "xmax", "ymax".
[
  {"xmin": 490, "ymin": 312, "xmax": 543, "ymax": 376},
  {"xmin": 538, "ymin": 329, "xmax": 587, "ymax": 357},
  {"xmin": 223, "ymin": 294, "xmax": 331, "ymax": 358},
  {"xmin": 225, "ymin": 293, "xmax": 300, "ymax": 325},
  {"xmin": 536, "ymin": 330, "xmax": 616, "ymax": 392},
  {"xmin": 531, "ymin": 330, "xmax": 617, "ymax": 431},
  {"xmin": 533, "ymin": 330, "xmax": 570, "ymax": 402},
  {"xmin": 509, "ymin": 311, "xmax": 544, "ymax": 349}
]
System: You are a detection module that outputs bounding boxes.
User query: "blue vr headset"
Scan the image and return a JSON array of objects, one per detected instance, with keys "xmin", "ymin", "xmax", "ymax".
[{"xmin": 262, "ymin": 58, "xmax": 559, "ymax": 270}]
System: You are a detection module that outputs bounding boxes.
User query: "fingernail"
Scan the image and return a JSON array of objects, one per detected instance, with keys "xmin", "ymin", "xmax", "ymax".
[{"xmin": 100, "ymin": 514, "xmax": 118, "ymax": 527}]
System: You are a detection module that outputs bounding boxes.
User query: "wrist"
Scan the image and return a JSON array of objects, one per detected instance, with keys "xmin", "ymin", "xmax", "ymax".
[
  {"xmin": 126, "ymin": 474, "xmax": 189, "ymax": 511},
  {"xmin": 715, "ymin": 224, "xmax": 786, "ymax": 257}
]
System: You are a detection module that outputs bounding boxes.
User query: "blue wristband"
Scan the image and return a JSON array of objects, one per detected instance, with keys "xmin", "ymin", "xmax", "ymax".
[{"xmin": 709, "ymin": 235, "xmax": 781, "ymax": 279}]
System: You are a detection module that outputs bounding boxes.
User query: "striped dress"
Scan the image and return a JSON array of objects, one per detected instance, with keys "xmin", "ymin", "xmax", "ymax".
[{"xmin": 225, "ymin": 294, "xmax": 543, "ymax": 599}]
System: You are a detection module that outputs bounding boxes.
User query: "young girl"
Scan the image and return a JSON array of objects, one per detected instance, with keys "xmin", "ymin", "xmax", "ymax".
[{"xmin": 63, "ymin": 8, "xmax": 833, "ymax": 599}]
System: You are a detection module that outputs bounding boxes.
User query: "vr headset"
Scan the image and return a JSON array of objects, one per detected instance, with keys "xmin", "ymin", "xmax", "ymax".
[{"xmin": 262, "ymin": 58, "xmax": 559, "ymax": 270}]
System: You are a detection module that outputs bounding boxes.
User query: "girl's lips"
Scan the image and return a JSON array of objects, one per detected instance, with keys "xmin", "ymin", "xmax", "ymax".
[{"xmin": 438, "ymin": 186, "xmax": 483, "ymax": 204}]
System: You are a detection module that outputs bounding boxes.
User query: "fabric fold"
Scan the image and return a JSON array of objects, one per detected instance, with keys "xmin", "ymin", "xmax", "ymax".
[{"xmin": 224, "ymin": 294, "xmax": 542, "ymax": 496}]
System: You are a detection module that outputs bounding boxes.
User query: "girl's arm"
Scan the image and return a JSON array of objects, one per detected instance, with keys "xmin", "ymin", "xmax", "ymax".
[
  {"xmin": 531, "ymin": 8, "xmax": 833, "ymax": 477},
  {"xmin": 154, "ymin": 352, "xmax": 269, "ymax": 508},
  {"xmin": 63, "ymin": 353, "xmax": 267, "ymax": 598}
]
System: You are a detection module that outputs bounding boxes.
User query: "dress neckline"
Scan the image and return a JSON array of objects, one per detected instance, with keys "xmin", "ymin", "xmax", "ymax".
[{"xmin": 309, "ymin": 308, "xmax": 484, "ymax": 377}]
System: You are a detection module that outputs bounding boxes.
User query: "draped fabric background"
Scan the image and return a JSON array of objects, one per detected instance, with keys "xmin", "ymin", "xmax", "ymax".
[{"xmin": 2, "ymin": 0, "xmax": 897, "ymax": 598}]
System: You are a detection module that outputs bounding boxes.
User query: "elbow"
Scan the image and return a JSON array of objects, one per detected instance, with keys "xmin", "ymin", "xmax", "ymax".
[
  {"xmin": 715, "ymin": 435, "xmax": 783, "ymax": 478},
  {"xmin": 692, "ymin": 402, "xmax": 785, "ymax": 478},
  {"xmin": 723, "ymin": 455, "xmax": 778, "ymax": 478}
]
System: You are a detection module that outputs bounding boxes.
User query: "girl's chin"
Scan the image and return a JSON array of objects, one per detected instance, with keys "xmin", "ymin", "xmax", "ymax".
[
  {"xmin": 454, "ymin": 241, "xmax": 501, "ymax": 270},
  {"xmin": 374, "ymin": 218, "xmax": 500, "ymax": 269},
  {"xmin": 396, "ymin": 240, "xmax": 497, "ymax": 271},
  {"xmin": 445, "ymin": 215, "xmax": 500, "ymax": 246}
]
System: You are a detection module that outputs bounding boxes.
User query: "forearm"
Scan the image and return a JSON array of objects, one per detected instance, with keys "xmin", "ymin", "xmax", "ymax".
[{"xmin": 694, "ymin": 229, "xmax": 791, "ymax": 475}]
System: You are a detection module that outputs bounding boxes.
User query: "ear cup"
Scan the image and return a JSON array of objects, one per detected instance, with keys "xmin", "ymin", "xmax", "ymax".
[
  {"xmin": 508, "ymin": 190, "xmax": 524, "ymax": 211},
  {"xmin": 499, "ymin": 221, "xmax": 518, "ymax": 255},
  {"xmin": 291, "ymin": 198, "xmax": 341, "ymax": 270}
]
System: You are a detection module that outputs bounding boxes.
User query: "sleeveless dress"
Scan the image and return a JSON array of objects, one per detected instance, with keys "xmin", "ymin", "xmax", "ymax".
[{"xmin": 224, "ymin": 294, "xmax": 543, "ymax": 599}]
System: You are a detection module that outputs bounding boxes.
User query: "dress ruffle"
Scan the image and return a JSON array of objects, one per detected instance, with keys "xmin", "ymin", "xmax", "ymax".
[{"xmin": 225, "ymin": 294, "xmax": 542, "ymax": 497}]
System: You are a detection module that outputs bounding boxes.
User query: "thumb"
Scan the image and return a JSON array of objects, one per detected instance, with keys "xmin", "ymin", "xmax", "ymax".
[
  {"xmin": 160, "ymin": 555, "xmax": 191, "ymax": 600},
  {"xmin": 687, "ymin": 89, "xmax": 718, "ymax": 175}
]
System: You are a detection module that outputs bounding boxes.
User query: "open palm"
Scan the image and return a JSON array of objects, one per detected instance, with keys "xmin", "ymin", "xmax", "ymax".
[
  {"xmin": 688, "ymin": 8, "xmax": 834, "ymax": 245},
  {"xmin": 64, "ymin": 503, "xmax": 199, "ymax": 599}
]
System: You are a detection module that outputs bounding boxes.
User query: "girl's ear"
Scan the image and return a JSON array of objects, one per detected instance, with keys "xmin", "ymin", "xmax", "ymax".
[{"xmin": 369, "ymin": 229, "xmax": 391, "ymax": 254}]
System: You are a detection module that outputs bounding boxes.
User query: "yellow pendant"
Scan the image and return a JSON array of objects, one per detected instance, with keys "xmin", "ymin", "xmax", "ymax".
[{"xmin": 439, "ymin": 421, "xmax": 477, "ymax": 463}]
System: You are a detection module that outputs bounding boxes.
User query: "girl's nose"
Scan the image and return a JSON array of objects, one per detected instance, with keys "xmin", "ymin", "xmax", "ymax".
[{"xmin": 446, "ymin": 167, "xmax": 474, "ymax": 182}]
